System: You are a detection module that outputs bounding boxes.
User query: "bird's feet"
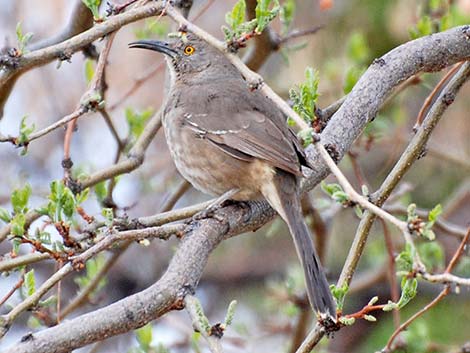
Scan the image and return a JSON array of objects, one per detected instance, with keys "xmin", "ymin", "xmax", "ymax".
[{"xmin": 190, "ymin": 189, "xmax": 240, "ymax": 222}]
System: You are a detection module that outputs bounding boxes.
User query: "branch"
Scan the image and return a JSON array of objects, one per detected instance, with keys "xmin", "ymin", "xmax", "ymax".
[
  {"xmin": 0, "ymin": 224, "xmax": 183, "ymax": 339},
  {"xmin": 4, "ymin": 200, "xmax": 273, "ymax": 353},
  {"xmin": 384, "ymin": 227, "xmax": 470, "ymax": 352},
  {"xmin": 241, "ymin": 0, "xmax": 279, "ymax": 71},
  {"xmin": 5, "ymin": 11, "xmax": 470, "ymax": 353},
  {"xmin": 297, "ymin": 52, "xmax": 470, "ymax": 352},
  {"xmin": 384, "ymin": 204, "xmax": 468, "ymax": 239},
  {"xmin": 184, "ymin": 295, "xmax": 223, "ymax": 353},
  {"xmin": 0, "ymin": 2, "xmax": 164, "ymax": 93},
  {"xmin": 0, "ymin": 0, "xmax": 94, "ymax": 117}
]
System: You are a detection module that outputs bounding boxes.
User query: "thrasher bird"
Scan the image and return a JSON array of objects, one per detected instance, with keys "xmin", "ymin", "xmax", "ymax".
[{"xmin": 129, "ymin": 33, "xmax": 337, "ymax": 320}]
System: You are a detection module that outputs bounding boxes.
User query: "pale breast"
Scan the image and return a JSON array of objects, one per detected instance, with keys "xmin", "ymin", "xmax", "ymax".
[{"xmin": 162, "ymin": 112, "xmax": 263, "ymax": 199}]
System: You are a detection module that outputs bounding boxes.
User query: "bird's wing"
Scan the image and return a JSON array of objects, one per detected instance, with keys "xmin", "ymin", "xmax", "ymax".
[{"xmin": 183, "ymin": 110, "xmax": 304, "ymax": 176}]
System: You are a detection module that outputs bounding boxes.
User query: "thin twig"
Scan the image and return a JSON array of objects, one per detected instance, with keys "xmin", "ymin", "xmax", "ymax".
[
  {"xmin": 315, "ymin": 95, "xmax": 347, "ymax": 123},
  {"xmin": 414, "ymin": 62, "xmax": 463, "ymax": 130},
  {"xmin": 191, "ymin": 0, "xmax": 217, "ymax": 22},
  {"xmin": 278, "ymin": 26, "xmax": 323, "ymax": 46},
  {"xmin": 0, "ymin": 223, "xmax": 183, "ymax": 338},
  {"xmin": 298, "ymin": 53, "xmax": 470, "ymax": 353},
  {"xmin": 384, "ymin": 204, "xmax": 468, "ymax": 239},
  {"xmin": 445, "ymin": 227, "xmax": 470, "ymax": 272},
  {"xmin": 0, "ymin": 252, "xmax": 51, "ymax": 273},
  {"xmin": 59, "ymin": 177, "xmax": 191, "ymax": 319},
  {"xmin": 0, "ymin": 271, "xmax": 25, "ymax": 307},
  {"xmin": 108, "ymin": 62, "xmax": 165, "ymax": 111},
  {"xmin": 184, "ymin": 295, "xmax": 223, "ymax": 353},
  {"xmin": 64, "ymin": 32, "xmax": 117, "ymax": 180},
  {"xmin": 316, "ymin": 142, "xmax": 409, "ymax": 233},
  {"xmin": 0, "ymin": 108, "xmax": 86, "ymax": 145},
  {"xmin": 381, "ymin": 220, "xmax": 400, "ymax": 329},
  {"xmin": 384, "ymin": 228, "xmax": 470, "ymax": 351}
]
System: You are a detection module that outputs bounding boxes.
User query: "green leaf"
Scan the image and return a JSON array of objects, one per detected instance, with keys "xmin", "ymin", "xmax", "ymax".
[
  {"xmin": 222, "ymin": 0, "xmax": 259, "ymax": 41},
  {"xmin": 16, "ymin": 22, "xmax": 34, "ymax": 54},
  {"xmin": 421, "ymin": 228, "xmax": 436, "ymax": 241},
  {"xmin": 346, "ymin": 32, "xmax": 370, "ymax": 65},
  {"xmin": 94, "ymin": 181, "xmax": 107, "ymax": 203},
  {"xmin": 27, "ymin": 316, "xmax": 42, "ymax": 330},
  {"xmin": 81, "ymin": 0, "xmax": 102, "ymax": 20},
  {"xmin": 339, "ymin": 316, "xmax": 355, "ymax": 326},
  {"xmin": 17, "ymin": 116, "xmax": 35, "ymax": 149},
  {"xmin": 63, "ymin": 188, "xmax": 76, "ymax": 219},
  {"xmin": 11, "ymin": 213, "xmax": 26, "ymax": 236},
  {"xmin": 0, "ymin": 207, "xmax": 11, "ymax": 223},
  {"xmin": 409, "ymin": 15, "xmax": 433, "ymax": 39},
  {"xmin": 290, "ymin": 67, "xmax": 320, "ymax": 123},
  {"xmin": 224, "ymin": 300, "xmax": 237, "ymax": 327},
  {"xmin": 84, "ymin": 59, "xmax": 95, "ymax": 83},
  {"xmin": 332, "ymin": 190, "xmax": 349, "ymax": 204},
  {"xmin": 343, "ymin": 66, "xmax": 365, "ymax": 94},
  {"xmin": 255, "ymin": 0, "xmax": 280, "ymax": 34},
  {"xmin": 407, "ymin": 203, "xmax": 417, "ymax": 221},
  {"xmin": 361, "ymin": 184, "xmax": 369, "ymax": 196},
  {"xmin": 364, "ymin": 314, "xmax": 376, "ymax": 322},
  {"xmin": 190, "ymin": 332, "xmax": 202, "ymax": 353},
  {"xmin": 382, "ymin": 300, "xmax": 399, "ymax": 312},
  {"xmin": 12, "ymin": 238, "xmax": 21, "ymax": 254},
  {"xmin": 35, "ymin": 230, "xmax": 51, "ymax": 245},
  {"xmin": 24, "ymin": 269, "xmax": 36, "ymax": 296},
  {"xmin": 102, "ymin": 207, "xmax": 114, "ymax": 226},
  {"xmin": 354, "ymin": 205, "xmax": 363, "ymax": 218},
  {"xmin": 125, "ymin": 107, "xmax": 154, "ymax": 148},
  {"xmin": 395, "ymin": 244, "xmax": 414, "ymax": 274},
  {"xmin": 367, "ymin": 296, "xmax": 378, "ymax": 306},
  {"xmin": 74, "ymin": 254, "xmax": 107, "ymax": 294},
  {"xmin": 225, "ymin": 0, "xmax": 247, "ymax": 32},
  {"xmin": 428, "ymin": 204, "xmax": 442, "ymax": 223},
  {"xmin": 46, "ymin": 180, "xmax": 78, "ymax": 222},
  {"xmin": 321, "ymin": 181, "xmax": 342, "ymax": 196},
  {"xmin": 11, "ymin": 183, "xmax": 31, "ymax": 214},
  {"xmin": 397, "ymin": 277, "xmax": 418, "ymax": 309},
  {"xmin": 76, "ymin": 188, "xmax": 90, "ymax": 205},
  {"xmin": 297, "ymin": 127, "xmax": 314, "ymax": 147},
  {"xmin": 136, "ymin": 324, "xmax": 153, "ymax": 350},
  {"xmin": 330, "ymin": 283, "xmax": 348, "ymax": 311},
  {"xmin": 38, "ymin": 295, "xmax": 57, "ymax": 308},
  {"xmin": 134, "ymin": 19, "xmax": 169, "ymax": 40},
  {"xmin": 280, "ymin": 0, "xmax": 295, "ymax": 34}
]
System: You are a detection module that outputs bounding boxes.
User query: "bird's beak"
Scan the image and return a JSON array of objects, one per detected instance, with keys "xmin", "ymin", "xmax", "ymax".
[{"xmin": 128, "ymin": 40, "xmax": 177, "ymax": 58}]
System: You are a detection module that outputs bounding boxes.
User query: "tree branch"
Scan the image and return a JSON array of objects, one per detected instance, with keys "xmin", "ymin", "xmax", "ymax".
[
  {"xmin": 0, "ymin": 2, "xmax": 164, "ymax": 96},
  {"xmin": 0, "ymin": 0, "xmax": 94, "ymax": 117},
  {"xmin": 4, "ymin": 7, "xmax": 470, "ymax": 353}
]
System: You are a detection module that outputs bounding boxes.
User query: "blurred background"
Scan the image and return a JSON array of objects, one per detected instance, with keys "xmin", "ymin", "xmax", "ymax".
[{"xmin": 0, "ymin": 0, "xmax": 469, "ymax": 352}]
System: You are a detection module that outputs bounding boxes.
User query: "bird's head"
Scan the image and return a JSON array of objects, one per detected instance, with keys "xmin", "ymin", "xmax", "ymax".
[{"xmin": 129, "ymin": 33, "xmax": 225, "ymax": 78}]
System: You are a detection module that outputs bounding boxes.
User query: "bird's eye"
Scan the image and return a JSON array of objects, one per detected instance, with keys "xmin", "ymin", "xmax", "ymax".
[{"xmin": 183, "ymin": 45, "xmax": 195, "ymax": 56}]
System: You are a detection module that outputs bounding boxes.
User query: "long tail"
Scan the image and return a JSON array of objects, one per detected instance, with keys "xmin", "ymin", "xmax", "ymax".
[{"xmin": 262, "ymin": 170, "xmax": 337, "ymax": 319}]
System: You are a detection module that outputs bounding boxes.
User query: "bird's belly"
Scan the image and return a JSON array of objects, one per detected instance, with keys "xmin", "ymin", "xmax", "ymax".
[{"xmin": 163, "ymin": 118, "xmax": 260, "ymax": 199}]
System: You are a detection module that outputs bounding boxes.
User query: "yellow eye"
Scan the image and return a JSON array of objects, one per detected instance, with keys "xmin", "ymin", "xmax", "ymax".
[{"xmin": 183, "ymin": 45, "xmax": 195, "ymax": 56}]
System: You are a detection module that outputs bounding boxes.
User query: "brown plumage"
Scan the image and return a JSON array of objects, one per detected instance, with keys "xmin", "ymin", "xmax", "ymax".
[{"xmin": 130, "ymin": 34, "xmax": 337, "ymax": 319}]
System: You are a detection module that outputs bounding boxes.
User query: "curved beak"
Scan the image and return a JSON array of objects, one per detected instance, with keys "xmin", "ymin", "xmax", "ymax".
[{"xmin": 128, "ymin": 40, "xmax": 177, "ymax": 58}]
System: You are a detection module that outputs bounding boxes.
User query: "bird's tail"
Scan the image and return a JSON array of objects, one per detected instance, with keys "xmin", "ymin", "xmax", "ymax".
[{"xmin": 262, "ymin": 170, "xmax": 337, "ymax": 319}]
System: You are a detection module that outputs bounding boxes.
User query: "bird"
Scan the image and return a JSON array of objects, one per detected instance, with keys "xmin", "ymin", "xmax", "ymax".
[{"xmin": 129, "ymin": 32, "xmax": 337, "ymax": 320}]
